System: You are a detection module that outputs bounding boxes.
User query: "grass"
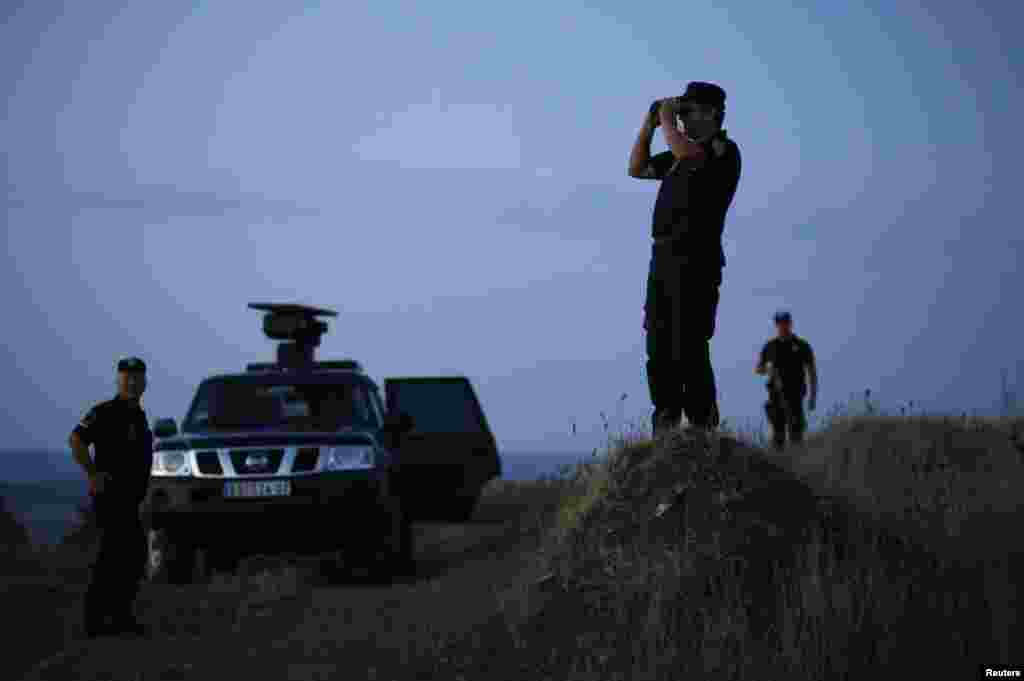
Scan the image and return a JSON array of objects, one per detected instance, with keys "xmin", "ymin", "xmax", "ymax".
[
  {"xmin": 430, "ymin": 409, "xmax": 1024, "ymax": 679},
  {"xmin": 5, "ymin": 404, "xmax": 1024, "ymax": 680}
]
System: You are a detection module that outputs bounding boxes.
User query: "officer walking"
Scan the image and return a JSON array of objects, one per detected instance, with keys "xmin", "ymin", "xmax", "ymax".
[
  {"xmin": 629, "ymin": 81, "xmax": 742, "ymax": 434},
  {"xmin": 755, "ymin": 311, "xmax": 818, "ymax": 450},
  {"xmin": 69, "ymin": 357, "xmax": 154, "ymax": 638}
]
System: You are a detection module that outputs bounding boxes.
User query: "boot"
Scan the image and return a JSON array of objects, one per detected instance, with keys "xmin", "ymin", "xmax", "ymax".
[
  {"xmin": 652, "ymin": 408, "xmax": 681, "ymax": 436},
  {"xmin": 651, "ymin": 409, "xmax": 665, "ymax": 436},
  {"xmin": 82, "ymin": 586, "xmax": 113, "ymax": 638}
]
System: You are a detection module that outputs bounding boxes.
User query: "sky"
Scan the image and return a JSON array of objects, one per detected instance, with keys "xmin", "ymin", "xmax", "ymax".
[{"xmin": 2, "ymin": 0, "xmax": 1022, "ymax": 460}]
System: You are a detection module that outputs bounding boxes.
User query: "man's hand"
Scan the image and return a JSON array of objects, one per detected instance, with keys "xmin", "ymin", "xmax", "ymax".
[
  {"xmin": 88, "ymin": 472, "xmax": 111, "ymax": 496},
  {"xmin": 659, "ymin": 97, "xmax": 685, "ymax": 128},
  {"xmin": 646, "ymin": 101, "xmax": 662, "ymax": 129},
  {"xmin": 659, "ymin": 101, "xmax": 704, "ymax": 165},
  {"xmin": 630, "ymin": 104, "xmax": 660, "ymax": 178}
]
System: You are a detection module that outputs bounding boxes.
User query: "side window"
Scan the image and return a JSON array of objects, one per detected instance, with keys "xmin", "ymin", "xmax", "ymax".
[
  {"xmin": 350, "ymin": 383, "xmax": 373, "ymax": 425},
  {"xmin": 186, "ymin": 388, "xmax": 212, "ymax": 429}
]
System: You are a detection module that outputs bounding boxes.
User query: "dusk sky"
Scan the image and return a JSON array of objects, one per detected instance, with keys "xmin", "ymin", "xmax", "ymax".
[{"xmin": 3, "ymin": 1, "xmax": 1021, "ymax": 458}]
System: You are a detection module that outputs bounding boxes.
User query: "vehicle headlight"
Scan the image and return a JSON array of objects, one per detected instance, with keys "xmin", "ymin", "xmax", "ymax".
[
  {"xmin": 152, "ymin": 451, "xmax": 192, "ymax": 476},
  {"xmin": 323, "ymin": 446, "xmax": 374, "ymax": 471}
]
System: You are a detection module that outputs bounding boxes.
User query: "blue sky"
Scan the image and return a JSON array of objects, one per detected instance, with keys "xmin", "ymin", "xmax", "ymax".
[{"xmin": 2, "ymin": 1, "xmax": 1021, "ymax": 457}]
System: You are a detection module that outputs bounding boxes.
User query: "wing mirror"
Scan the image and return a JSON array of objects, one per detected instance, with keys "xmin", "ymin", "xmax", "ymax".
[
  {"xmin": 153, "ymin": 418, "xmax": 178, "ymax": 438},
  {"xmin": 383, "ymin": 411, "xmax": 415, "ymax": 434}
]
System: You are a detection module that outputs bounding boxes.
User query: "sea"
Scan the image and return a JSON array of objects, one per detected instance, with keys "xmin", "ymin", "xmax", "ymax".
[{"xmin": 0, "ymin": 449, "xmax": 593, "ymax": 545}]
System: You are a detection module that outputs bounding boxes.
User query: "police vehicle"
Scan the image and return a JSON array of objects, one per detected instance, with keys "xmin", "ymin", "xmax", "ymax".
[{"xmin": 143, "ymin": 303, "xmax": 502, "ymax": 584}]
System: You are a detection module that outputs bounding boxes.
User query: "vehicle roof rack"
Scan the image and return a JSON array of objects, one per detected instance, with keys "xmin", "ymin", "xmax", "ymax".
[
  {"xmin": 244, "ymin": 359, "xmax": 364, "ymax": 373},
  {"xmin": 247, "ymin": 302, "xmax": 338, "ymax": 368},
  {"xmin": 314, "ymin": 360, "xmax": 363, "ymax": 372},
  {"xmin": 245, "ymin": 362, "xmax": 280, "ymax": 372}
]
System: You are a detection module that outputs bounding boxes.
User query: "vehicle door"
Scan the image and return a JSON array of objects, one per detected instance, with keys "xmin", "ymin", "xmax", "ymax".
[{"xmin": 384, "ymin": 377, "xmax": 500, "ymax": 513}]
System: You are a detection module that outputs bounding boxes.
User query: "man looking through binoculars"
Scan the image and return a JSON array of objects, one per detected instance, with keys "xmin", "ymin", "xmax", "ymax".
[{"xmin": 629, "ymin": 82, "xmax": 742, "ymax": 435}]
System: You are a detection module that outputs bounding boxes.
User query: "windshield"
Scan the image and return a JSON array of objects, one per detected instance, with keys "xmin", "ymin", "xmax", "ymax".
[{"xmin": 183, "ymin": 378, "xmax": 379, "ymax": 433}]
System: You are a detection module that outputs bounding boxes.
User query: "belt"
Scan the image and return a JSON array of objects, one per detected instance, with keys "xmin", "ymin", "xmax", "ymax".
[{"xmin": 653, "ymin": 236, "xmax": 681, "ymax": 246}]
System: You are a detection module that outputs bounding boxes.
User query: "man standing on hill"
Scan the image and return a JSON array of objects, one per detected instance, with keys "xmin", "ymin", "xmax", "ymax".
[
  {"xmin": 756, "ymin": 311, "xmax": 818, "ymax": 450},
  {"xmin": 629, "ymin": 81, "xmax": 742, "ymax": 435},
  {"xmin": 69, "ymin": 357, "xmax": 153, "ymax": 638}
]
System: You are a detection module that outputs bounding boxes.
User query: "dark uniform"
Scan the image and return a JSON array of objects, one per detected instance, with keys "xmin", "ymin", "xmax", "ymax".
[
  {"xmin": 644, "ymin": 84, "xmax": 742, "ymax": 432},
  {"xmin": 759, "ymin": 334, "xmax": 815, "ymax": 449},
  {"xmin": 74, "ymin": 371, "xmax": 154, "ymax": 633}
]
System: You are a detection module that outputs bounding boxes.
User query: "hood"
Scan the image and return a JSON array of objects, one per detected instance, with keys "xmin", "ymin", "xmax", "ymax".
[{"xmin": 155, "ymin": 429, "xmax": 379, "ymax": 452}]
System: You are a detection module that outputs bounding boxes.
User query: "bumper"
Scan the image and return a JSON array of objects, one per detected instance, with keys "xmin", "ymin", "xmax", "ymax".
[
  {"xmin": 143, "ymin": 470, "xmax": 387, "ymax": 536},
  {"xmin": 142, "ymin": 470, "xmax": 394, "ymax": 552}
]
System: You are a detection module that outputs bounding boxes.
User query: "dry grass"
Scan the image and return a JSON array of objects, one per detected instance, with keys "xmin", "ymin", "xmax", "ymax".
[
  {"xmin": 792, "ymin": 413, "xmax": 1024, "ymax": 557},
  {"xmin": 434, "ymin": 414, "xmax": 1023, "ymax": 680},
  {"xmin": 8, "ymin": 410, "xmax": 1024, "ymax": 680}
]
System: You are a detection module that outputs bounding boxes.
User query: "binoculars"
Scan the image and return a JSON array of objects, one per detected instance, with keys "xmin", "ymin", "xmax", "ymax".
[{"xmin": 651, "ymin": 97, "xmax": 701, "ymax": 121}]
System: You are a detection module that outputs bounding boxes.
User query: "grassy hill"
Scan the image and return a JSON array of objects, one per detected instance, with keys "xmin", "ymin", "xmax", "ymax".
[
  {"xmin": 433, "ymin": 414, "xmax": 1024, "ymax": 679},
  {"xmin": 6, "ymin": 414, "xmax": 1023, "ymax": 680}
]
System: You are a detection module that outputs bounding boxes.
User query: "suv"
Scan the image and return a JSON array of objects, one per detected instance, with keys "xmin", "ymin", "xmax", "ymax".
[{"xmin": 143, "ymin": 303, "xmax": 501, "ymax": 583}]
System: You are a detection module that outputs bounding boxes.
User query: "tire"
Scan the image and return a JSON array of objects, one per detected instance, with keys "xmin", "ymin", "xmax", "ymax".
[
  {"xmin": 146, "ymin": 527, "xmax": 198, "ymax": 584},
  {"xmin": 319, "ymin": 495, "xmax": 412, "ymax": 584},
  {"xmin": 206, "ymin": 547, "xmax": 241, "ymax": 576}
]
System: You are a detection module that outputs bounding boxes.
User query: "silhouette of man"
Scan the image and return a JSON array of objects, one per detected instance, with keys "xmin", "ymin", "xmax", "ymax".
[
  {"xmin": 70, "ymin": 357, "xmax": 153, "ymax": 638},
  {"xmin": 756, "ymin": 311, "xmax": 818, "ymax": 450},
  {"xmin": 630, "ymin": 81, "xmax": 742, "ymax": 434}
]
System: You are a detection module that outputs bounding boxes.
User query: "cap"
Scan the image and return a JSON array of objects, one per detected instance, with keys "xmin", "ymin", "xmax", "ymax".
[
  {"xmin": 773, "ymin": 310, "xmax": 792, "ymax": 323},
  {"xmin": 679, "ymin": 81, "xmax": 727, "ymax": 110},
  {"xmin": 117, "ymin": 357, "xmax": 147, "ymax": 372}
]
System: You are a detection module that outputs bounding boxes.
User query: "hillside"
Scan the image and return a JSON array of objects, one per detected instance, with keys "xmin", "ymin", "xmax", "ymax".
[
  {"xmin": 9, "ymin": 415, "xmax": 1024, "ymax": 680},
  {"xmin": 464, "ymin": 418, "xmax": 1024, "ymax": 679}
]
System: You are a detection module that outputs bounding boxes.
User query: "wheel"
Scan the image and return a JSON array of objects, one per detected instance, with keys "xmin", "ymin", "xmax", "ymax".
[
  {"xmin": 206, "ymin": 547, "xmax": 241, "ymax": 576},
  {"xmin": 146, "ymin": 527, "xmax": 198, "ymax": 584},
  {"xmin": 318, "ymin": 495, "xmax": 412, "ymax": 584}
]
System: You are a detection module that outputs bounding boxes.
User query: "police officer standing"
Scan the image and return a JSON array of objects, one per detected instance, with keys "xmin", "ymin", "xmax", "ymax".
[
  {"xmin": 69, "ymin": 357, "xmax": 154, "ymax": 638},
  {"xmin": 755, "ymin": 311, "xmax": 818, "ymax": 450},
  {"xmin": 629, "ymin": 81, "xmax": 742, "ymax": 435}
]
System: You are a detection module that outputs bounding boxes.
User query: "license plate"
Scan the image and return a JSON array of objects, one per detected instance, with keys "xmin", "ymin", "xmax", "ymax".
[{"xmin": 224, "ymin": 480, "xmax": 292, "ymax": 498}]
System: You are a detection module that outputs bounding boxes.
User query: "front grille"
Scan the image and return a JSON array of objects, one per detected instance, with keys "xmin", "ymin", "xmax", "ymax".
[
  {"xmin": 293, "ymin": 447, "xmax": 320, "ymax": 472},
  {"xmin": 229, "ymin": 449, "xmax": 285, "ymax": 475},
  {"xmin": 196, "ymin": 451, "xmax": 223, "ymax": 475}
]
